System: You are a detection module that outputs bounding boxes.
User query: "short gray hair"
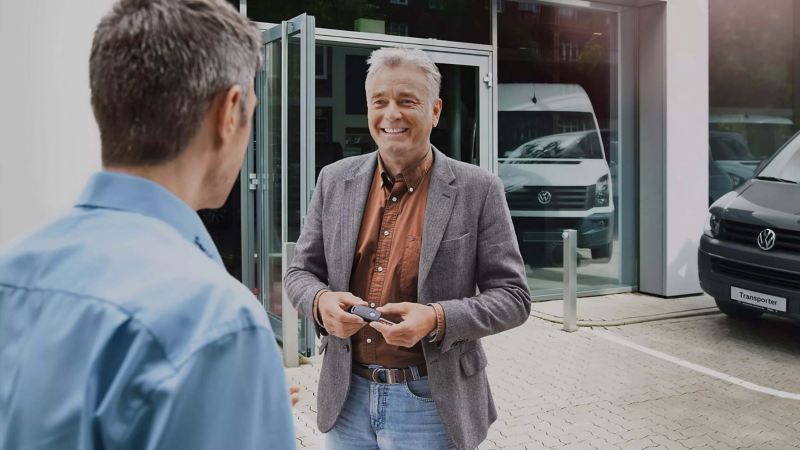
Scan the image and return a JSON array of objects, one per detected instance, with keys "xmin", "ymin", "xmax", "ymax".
[
  {"xmin": 90, "ymin": 0, "xmax": 262, "ymax": 166},
  {"xmin": 366, "ymin": 47, "xmax": 441, "ymax": 105}
]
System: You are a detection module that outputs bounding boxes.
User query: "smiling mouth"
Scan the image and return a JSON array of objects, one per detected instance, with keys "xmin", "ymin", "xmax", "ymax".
[{"xmin": 381, "ymin": 128, "xmax": 408, "ymax": 135}]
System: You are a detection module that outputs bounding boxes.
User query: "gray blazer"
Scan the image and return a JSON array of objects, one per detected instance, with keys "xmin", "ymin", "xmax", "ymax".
[{"xmin": 284, "ymin": 147, "xmax": 531, "ymax": 450}]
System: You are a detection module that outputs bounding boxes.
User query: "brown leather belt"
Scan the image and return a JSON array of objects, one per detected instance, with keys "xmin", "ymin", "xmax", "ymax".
[{"xmin": 352, "ymin": 364, "xmax": 428, "ymax": 384}]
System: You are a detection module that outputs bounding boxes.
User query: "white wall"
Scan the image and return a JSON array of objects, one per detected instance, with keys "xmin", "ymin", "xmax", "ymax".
[
  {"xmin": 639, "ymin": 0, "xmax": 709, "ymax": 296},
  {"xmin": 0, "ymin": 1, "xmax": 115, "ymax": 248}
]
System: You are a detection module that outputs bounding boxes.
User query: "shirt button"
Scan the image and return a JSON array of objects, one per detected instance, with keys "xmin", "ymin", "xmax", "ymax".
[
  {"xmin": 409, "ymin": 187, "xmax": 414, "ymax": 193},
  {"xmin": 377, "ymin": 266, "xmax": 384, "ymax": 272},
  {"xmin": 367, "ymin": 338, "xmax": 373, "ymax": 344},
  {"xmin": 383, "ymin": 230, "xmax": 389, "ymax": 236},
  {"xmin": 370, "ymin": 302, "xmax": 376, "ymax": 308},
  {"xmin": 391, "ymin": 197, "xmax": 398, "ymax": 202}
]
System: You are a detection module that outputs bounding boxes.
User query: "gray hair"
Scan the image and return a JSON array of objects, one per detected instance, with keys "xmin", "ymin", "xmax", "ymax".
[
  {"xmin": 90, "ymin": 0, "xmax": 262, "ymax": 166},
  {"xmin": 366, "ymin": 47, "xmax": 441, "ymax": 105}
]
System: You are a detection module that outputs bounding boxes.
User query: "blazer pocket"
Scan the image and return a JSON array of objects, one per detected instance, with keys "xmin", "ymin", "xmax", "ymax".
[
  {"xmin": 438, "ymin": 232, "xmax": 470, "ymax": 252},
  {"xmin": 459, "ymin": 346, "xmax": 488, "ymax": 377}
]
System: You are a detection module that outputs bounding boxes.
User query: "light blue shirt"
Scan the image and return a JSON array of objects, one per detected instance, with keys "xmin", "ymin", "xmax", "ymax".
[{"xmin": 0, "ymin": 172, "xmax": 295, "ymax": 450}]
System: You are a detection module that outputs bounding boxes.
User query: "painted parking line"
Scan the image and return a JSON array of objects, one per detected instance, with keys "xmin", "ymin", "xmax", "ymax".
[{"xmin": 591, "ymin": 329, "xmax": 800, "ymax": 401}]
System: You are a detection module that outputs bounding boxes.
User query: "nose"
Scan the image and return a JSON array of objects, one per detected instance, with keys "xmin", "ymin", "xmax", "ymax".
[{"xmin": 384, "ymin": 101, "xmax": 402, "ymax": 121}]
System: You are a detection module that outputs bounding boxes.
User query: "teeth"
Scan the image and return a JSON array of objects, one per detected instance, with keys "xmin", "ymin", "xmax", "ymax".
[{"xmin": 383, "ymin": 128, "xmax": 406, "ymax": 133}]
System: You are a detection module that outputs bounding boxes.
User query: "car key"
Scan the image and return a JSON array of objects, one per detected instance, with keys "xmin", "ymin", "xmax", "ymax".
[{"xmin": 349, "ymin": 305, "xmax": 395, "ymax": 325}]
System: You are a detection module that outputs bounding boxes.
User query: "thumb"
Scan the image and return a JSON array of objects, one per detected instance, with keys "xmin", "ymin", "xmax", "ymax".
[{"xmin": 376, "ymin": 302, "xmax": 407, "ymax": 315}]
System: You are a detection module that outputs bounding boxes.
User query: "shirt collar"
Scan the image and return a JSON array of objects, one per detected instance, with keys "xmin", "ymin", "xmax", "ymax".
[
  {"xmin": 75, "ymin": 171, "xmax": 223, "ymax": 265},
  {"xmin": 378, "ymin": 148, "xmax": 434, "ymax": 190}
]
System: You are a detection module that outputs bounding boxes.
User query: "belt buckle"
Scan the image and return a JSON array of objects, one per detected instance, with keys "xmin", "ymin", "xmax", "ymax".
[{"xmin": 371, "ymin": 368, "xmax": 398, "ymax": 384}]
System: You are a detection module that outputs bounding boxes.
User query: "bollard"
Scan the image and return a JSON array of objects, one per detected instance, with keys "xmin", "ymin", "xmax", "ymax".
[
  {"xmin": 282, "ymin": 242, "xmax": 300, "ymax": 367},
  {"xmin": 562, "ymin": 229, "xmax": 578, "ymax": 332}
]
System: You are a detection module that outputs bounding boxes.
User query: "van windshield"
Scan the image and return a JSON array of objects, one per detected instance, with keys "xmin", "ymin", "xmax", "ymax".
[
  {"xmin": 498, "ymin": 111, "xmax": 603, "ymax": 159},
  {"xmin": 759, "ymin": 133, "xmax": 800, "ymax": 184}
]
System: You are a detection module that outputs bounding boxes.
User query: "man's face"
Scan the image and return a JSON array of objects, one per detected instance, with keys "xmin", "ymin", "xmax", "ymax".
[{"xmin": 365, "ymin": 64, "xmax": 442, "ymax": 161}]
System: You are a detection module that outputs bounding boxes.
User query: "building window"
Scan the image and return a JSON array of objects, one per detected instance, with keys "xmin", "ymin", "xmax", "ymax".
[
  {"xmin": 390, "ymin": 0, "xmax": 408, "ymax": 5},
  {"xmin": 429, "ymin": 0, "xmax": 444, "ymax": 9},
  {"xmin": 560, "ymin": 40, "xmax": 581, "ymax": 62},
  {"xmin": 389, "ymin": 22, "xmax": 409, "ymax": 36},
  {"xmin": 559, "ymin": 7, "xmax": 577, "ymax": 19},
  {"xmin": 519, "ymin": 2, "xmax": 540, "ymax": 13}
]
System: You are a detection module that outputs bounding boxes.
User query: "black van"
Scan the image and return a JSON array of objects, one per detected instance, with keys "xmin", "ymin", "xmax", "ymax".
[{"xmin": 698, "ymin": 131, "xmax": 800, "ymax": 320}]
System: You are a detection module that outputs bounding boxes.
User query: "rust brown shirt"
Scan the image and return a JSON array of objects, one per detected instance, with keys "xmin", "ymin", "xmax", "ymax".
[{"xmin": 350, "ymin": 150, "xmax": 434, "ymax": 368}]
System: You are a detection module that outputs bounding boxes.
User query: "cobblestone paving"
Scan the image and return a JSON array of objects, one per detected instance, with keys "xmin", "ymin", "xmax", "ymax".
[{"xmin": 285, "ymin": 314, "xmax": 800, "ymax": 449}]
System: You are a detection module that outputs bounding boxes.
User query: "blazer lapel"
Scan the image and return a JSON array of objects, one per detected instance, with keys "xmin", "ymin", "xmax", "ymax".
[
  {"xmin": 338, "ymin": 154, "xmax": 377, "ymax": 289},
  {"xmin": 418, "ymin": 147, "xmax": 457, "ymax": 289}
]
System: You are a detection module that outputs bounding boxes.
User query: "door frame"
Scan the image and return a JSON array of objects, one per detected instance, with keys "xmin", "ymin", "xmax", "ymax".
[{"xmin": 244, "ymin": 19, "xmax": 495, "ymax": 357}]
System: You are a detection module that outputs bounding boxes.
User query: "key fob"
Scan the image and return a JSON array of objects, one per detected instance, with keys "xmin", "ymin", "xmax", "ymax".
[{"xmin": 349, "ymin": 305, "xmax": 394, "ymax": 325}]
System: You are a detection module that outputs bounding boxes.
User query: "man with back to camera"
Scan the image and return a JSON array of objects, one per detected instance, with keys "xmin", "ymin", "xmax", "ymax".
[
  {"xmin": 0, "ymin": 1, "xmax": 297, "ymax": 448},
  {"xmin": 284, "ymin": 47, "xmax": 532, "ymax": 450}
]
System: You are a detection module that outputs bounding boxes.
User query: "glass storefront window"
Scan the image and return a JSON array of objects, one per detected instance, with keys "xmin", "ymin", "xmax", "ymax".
[
  {"xmin": 709, "ymin": 0, "xmax": 800, "ymax": 203},
  {"xmin": 246, "ymin": 0, "xmax": 491, "ymax": 45},
  {"xmin": 498, "ymin": 1, "xmax": 634, "ymax": 299}
]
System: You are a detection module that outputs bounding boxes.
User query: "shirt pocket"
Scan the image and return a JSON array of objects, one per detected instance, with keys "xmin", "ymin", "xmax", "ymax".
[{"xmin": 398, "ymin": 235, "xmax": 421, "ymax": 299}]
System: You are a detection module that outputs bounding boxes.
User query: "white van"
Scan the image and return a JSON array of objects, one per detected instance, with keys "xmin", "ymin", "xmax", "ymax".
[{"xmin": 498, "ymin": 83, "xmax": 614, "ymax": 260}]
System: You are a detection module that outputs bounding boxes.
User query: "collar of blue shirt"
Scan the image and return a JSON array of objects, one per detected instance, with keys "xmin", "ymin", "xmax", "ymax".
[{"xmin": 75, "ymin": 171, "xmax": 223, "ymax": 266}]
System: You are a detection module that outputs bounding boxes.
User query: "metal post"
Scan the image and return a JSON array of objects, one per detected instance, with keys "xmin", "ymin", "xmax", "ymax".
[
  {"xmin": 562, "ymin": 229, "xmax": 578, "ymax": 332},
  {"xmin": 282, "ymin": 242, "xmax": 299, "ymax": 367}
]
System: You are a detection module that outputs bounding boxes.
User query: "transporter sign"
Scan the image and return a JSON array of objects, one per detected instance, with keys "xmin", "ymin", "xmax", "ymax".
[{"xmin": 730, "ymin": 286, "xmax": 786, "ymax": 313}]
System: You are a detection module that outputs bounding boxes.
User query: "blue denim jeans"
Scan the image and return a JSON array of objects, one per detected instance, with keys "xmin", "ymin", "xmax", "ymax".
[{"xmin": 325, "ymin": 373, "xmax": 457, "ymax": 450}]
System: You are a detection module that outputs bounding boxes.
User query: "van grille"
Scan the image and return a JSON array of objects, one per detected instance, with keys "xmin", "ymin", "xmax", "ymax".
[
  {"xmin": 505, "ymin": 186, "xmax": 593, "ymax": 211},
  {"xmin": 720, "ymin": 220, "xmax": 800, "ymax": 253},
  {"xmin": 711, "ymin": 257, "xmax": 800, "ymax": 291}
]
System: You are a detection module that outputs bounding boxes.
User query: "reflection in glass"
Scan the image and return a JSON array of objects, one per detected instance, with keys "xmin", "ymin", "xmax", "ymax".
[
  {"xmin": 708, "ymin": 0, "xmax": 800, "ymax": 202},
  {"xmin": 499, "ymin": 2, "xmax": 627, "ymax": 299}
]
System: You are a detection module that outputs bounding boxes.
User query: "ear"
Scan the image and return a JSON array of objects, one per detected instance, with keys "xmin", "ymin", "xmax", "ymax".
[
  {"xmin": 431, "ymin": 97, "xmax": 443, "ymax": 127},
  {"xmin": 215, "ymin": 85, "xmax": 244, "ymax": 145}
]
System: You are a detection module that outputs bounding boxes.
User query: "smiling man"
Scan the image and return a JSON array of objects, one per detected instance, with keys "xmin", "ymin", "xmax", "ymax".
[{"xmin": 285, "ymin": 47, "xmax": 531, "ymax": 450}]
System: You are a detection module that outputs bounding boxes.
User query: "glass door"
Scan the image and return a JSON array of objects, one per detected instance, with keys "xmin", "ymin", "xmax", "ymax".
[{"xmin": 250, "ymin": 14, "xmax": 316, "ymax": 356}]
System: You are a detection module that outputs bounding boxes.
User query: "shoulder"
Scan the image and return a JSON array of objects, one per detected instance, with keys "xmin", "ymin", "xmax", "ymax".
[
  {"xmin": 0, "ymin": 208, "xmax": 272, "ymax": 366},
  {"xmin": 318, "ymin": 152, "xmax": 375, "ymax": 180}
]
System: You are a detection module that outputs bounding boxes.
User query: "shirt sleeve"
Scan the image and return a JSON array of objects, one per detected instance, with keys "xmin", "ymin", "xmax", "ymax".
[{"xmin": 119, "ymin": 326, "xmax": 296, "ymax": 450}]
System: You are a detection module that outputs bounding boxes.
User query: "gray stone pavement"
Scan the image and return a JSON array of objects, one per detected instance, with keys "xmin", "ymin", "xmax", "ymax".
[{"xmin": 284, "ymin": 294, "xmax": 800, "ymax": 449}]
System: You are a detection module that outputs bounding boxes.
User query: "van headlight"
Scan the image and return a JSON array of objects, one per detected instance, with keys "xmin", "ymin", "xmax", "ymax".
[
  {"xmin": 594, "ymin": 175, "xmax": 609, "ymax": 207},
  {"xmin": 703, "ymin": 212, "xmax": 721, "ymax": 238}
]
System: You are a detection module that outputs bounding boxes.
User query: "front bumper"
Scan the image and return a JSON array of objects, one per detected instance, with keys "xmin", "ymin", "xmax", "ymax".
[
  {"xmin": 698, "ymin": 234, "xmax": 800, "ymax": 319},
  {"xmin": 512, "ymin": 213, "xmax": 614, "ymax": 249}
]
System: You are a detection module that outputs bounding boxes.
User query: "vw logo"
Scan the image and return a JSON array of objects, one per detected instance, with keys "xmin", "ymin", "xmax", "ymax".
[
  {"xmin": 537, "ymin": 190, "xmax": 552, "ymax": 205},
  {"xmin": 757, "ymin": 229, "xmax": 776, "ymax": 251}
]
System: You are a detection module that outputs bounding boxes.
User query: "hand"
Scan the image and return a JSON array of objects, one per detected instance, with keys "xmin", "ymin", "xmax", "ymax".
[
  {"xmin": 288, "ymin": 384, "xmax": 300, "ymax": 407},
  {"xmin": 370, "ymin": 302, "xmax": 437, "ymax": 348},
  {"xmin": 318, "ymin": 291, "xmax": 368, "ymax": 339}
]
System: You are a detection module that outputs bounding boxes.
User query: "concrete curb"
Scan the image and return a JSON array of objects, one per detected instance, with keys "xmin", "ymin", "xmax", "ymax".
[{"xmin": 530, "ymin": 307, "xmax": 722, "ymax": 327}]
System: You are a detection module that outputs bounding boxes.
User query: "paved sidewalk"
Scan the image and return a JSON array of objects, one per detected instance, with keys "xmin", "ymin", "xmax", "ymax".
[
  {"xmin": 284, "ymin": 293, "xmax": 800, "ymax": 449},
  {"xmin": 530, "ymin": 293, "xmax": 718, "ymax": 326}
]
